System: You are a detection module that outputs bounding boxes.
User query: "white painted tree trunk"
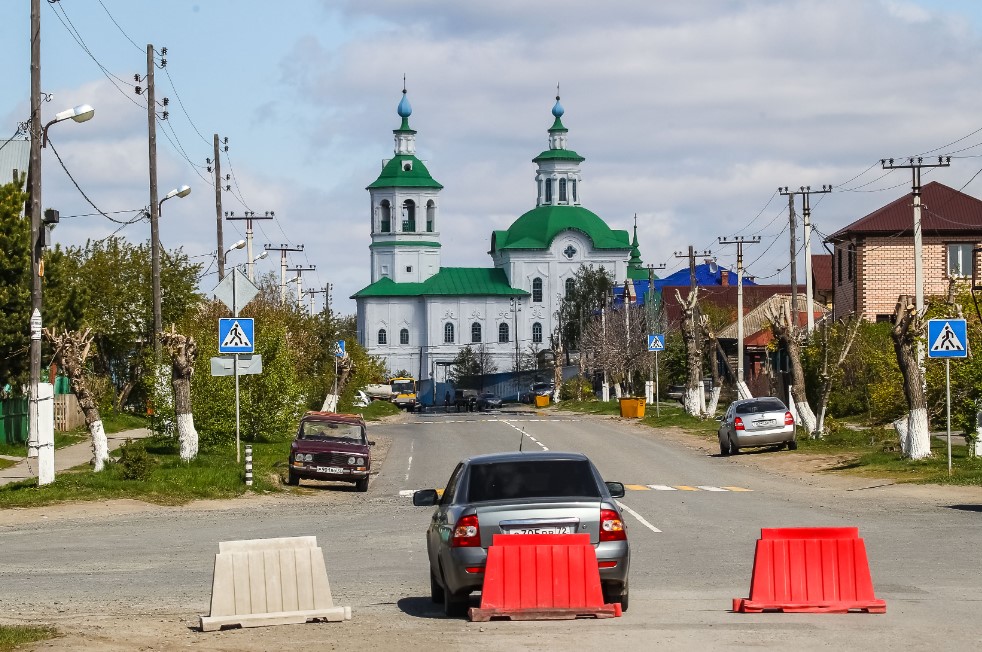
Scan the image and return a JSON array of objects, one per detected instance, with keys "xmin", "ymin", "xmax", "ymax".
[
  {"xmin": 705, "ymin": 386, "xmax": 721, "ymax": 417},
  {"xmin": 177, "ymin": 413, "xmax": 199, "ymax": 462},
  {"xmin": 970, "ymin": 409, "xmax": 982, "ymax": 458},
  {"xmin": 794, "ymin": 398, "xmax": 817, "ymax": 434},
  {"xmin": 90, "ymin": 420, "xmax": 109, "ymax": 472},
  {"xmin": 906, "ymin": 407, "xmax": 931, "ymax": 460},
  {"xmin": 613, "ymin": 383, "xmax": 623, "ymax": 399},
  {"xmin": 684, "ymin": 389, "xmax": 701, "ymax": 416}
]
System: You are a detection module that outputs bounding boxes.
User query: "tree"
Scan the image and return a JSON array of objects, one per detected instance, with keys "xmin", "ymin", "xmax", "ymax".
[
  {"xmin": 764, "ymin": 299, "xmax": 817, "ymax": 433},
  {"xmin": 0, "ymin": 177, "xmax": 30, "ymax": 392},
  {"xmin": 699, "ymin": 313, "xmax": 722, "ymax": 415},
  {"xmin": 675, "ymin": 288, "xmax": 705, "ymax": 416},
  {"xmin": 449, "ymin": 345, "xmax": 498, "ymax": 389},
  {"xmin": 159, "ymin": 326, "xmax": 198, "ymax": 461},
  {"xmin": 811, "ymin": 317, "xmax": 861, "ymax": 437},
  {"xmin": 891, "ymin": 295, "xmax": 930, "ymax": 459}
]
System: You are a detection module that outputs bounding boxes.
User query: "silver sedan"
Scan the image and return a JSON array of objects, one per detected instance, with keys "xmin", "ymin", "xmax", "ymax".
[
  {"xmin": 718, "ymin": 397, "xmax": 797, "ymax": 455},
  {"xmin": 413, "ymin": 451, "xmax": 630, "ymax": 617}
]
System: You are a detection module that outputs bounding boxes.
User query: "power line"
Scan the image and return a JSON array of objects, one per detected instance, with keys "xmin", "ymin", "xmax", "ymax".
[
  {"xmin": 97, "ymin": 0, "xmax": 143, "ymax": 52},
  {"xmin": 47, "ymin": 138, "xmax": 148, "ymax": 225}
]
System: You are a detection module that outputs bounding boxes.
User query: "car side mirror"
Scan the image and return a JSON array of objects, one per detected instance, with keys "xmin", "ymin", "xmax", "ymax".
[
  {"xmin": 605, "ymin": 481, "xmax": 626, "ymax": 498},
  {"xmin": 369, "ymin": 440, "xmax": 376, "ymax": 446},
  {"xmin": 413, "ymin": 489, "xmax": 439, "ymax": 506}
]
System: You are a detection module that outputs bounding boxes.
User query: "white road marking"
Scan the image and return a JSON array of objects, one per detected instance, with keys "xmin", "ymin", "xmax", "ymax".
[
  {"xmin": 405, "ymin": 440, "xmax": 414, "ymax": 481},
  {"xmin": 646, "ymin": 484, "xmax": 678, "ymax": 491},
  {"xmin": 500, "ymin": 420, "xmax": 548, "ymax": 451},
  {"xmin": 399, "ymin": 489, "xmax": 415, "ymax": 497},
  {"xmin": 696, "ymin": 485, "xmax": 728, "ymax": 492},
  {"xmin": 615, "ymin": 500, "xmax": 662, "ymax": 533}
]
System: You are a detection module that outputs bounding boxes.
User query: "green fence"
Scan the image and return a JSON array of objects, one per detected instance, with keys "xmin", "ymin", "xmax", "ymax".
[{"xmin": 0, "ymin": 397, "xmax": 29, "ymax": 446}]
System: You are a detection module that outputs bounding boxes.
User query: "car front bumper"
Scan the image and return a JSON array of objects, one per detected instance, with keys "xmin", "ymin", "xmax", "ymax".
[{"xmin": 291, "ymin": 463, "xmax": 369, "ymax": 481}]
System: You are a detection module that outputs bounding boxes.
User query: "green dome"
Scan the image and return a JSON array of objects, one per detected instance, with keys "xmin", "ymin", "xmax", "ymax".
[
  {"xmin": 367, "ymin": 154, "xmax": 443, "ymax": 190},
  {"xmin": 491, "ymin": 205, "xmax": 630, "ymax": 252}
]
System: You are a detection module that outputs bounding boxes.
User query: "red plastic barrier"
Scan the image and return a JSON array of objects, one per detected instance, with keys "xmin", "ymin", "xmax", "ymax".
[
  {"xmin": 469, "ymin": 533, "xmax": 621, "ymax": 621},
  {"xmin": 733, "ymin": 527, "xmax": 886, "ymax": 614}
]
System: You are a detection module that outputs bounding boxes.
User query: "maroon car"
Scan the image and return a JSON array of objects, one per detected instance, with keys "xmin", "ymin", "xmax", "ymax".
[{"xmin": 287, "ymin": 412, "xmax": 373, "ymax": 491}]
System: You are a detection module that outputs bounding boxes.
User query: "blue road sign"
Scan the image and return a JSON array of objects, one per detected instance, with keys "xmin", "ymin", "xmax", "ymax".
[
  {"xmin": 647, "ymin": 334, "xmax": 665, "ymax": 352},
  {"xmin": 927, "ymin": 319, "xmax": 968, "ymax": 359},
  {"xmin": 335, "ymin": 340, "xmax": 346, "ymax": 358},
  {"xmin": 218, "ymin": 318, "xmax": 255, "ymax": 354}
]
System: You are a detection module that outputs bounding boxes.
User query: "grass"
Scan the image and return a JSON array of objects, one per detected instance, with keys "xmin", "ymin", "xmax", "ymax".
[
  {"xmin": 0, "ymin": 411, "xmax": 145, "ymax": 459},
  {"xmin": 0, "ymin": 432, "xmax": 87, "ymax": 458},
  {"xmin": 351, "ymin": 400, "xmax": 401, "ymax": 421},
  {"xmin": 0, "ymin": 625, "xmax": 58, "ymax": 650},
  {"xmin": 99, "ymin": 411, "xmax": 149, "ymax": 434},
  {"xmin": 557, "ymin": 398, "xmax": 719, "ymax": 434}
]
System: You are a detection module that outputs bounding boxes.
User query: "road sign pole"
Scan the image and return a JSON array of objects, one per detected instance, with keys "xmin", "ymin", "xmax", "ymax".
[
  {"xmin": 235, "ymin": 353, "xmax": 241, "ymax": 464},
  {"xmin": 946, "ymin": 359, "xmax": 952, "ymax": 477},
  {"xmin": 655, "ymin": 350, "xmax": 660, "ymax": 417}
]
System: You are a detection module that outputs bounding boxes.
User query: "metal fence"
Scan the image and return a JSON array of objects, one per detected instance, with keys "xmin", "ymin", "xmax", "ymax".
[{"xmin": 0, "ymin": 397, "xmax": 28, "ymax": 446}]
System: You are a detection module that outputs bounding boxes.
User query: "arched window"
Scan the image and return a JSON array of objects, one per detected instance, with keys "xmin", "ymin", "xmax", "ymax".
[
  {"xmin": 444, "ymin": 322, "xmax": 455, "ymax": 344},
  {"xmin": 426, "ymin": 200, "xmax": 436, "ymax": 232},
  {"xmin": 572, "ymin": 179, "xmax": 577, "ymax": 203},
  {"xmin": 565, "ymin": 277, "xmax": 575, "ymax": 297},
  {"xmin": 559, "ymin": 178, "xmax": 567, "ymax": 203},
  {"xmin": 402, "ymin": 199, "xmax": 416, "ymax": 232},
  {"xmin": 471, "ymin": 322, "xmax": 482, "ymax": 343},
  {"xmin": 380, "ymin": 200, "xmax": 391, "ymax": 233},
  {"xmin": 537, "ymin": 179, "xmax": 543, "ymax": 204},
  {"xmin": 498, "ymin": 323, "xmax": 509, "ymax": 343},
  {"xmin": 532, "ymin": 278, "xmax": 543, "ymax": 303},
  {"xmin": 545, "ymin": 179, "xmax": 553, "ymax": 203},
  {"xmin": 532, "ymin": 322, "xmax": 543, "ymax": 343},
  {"xmin": 377, "ymin": 328, "xmax": 387, "ymax": 345},
  {"xmin": 400, "ymin": 328, "xmax": 409, "ymax": 345}
]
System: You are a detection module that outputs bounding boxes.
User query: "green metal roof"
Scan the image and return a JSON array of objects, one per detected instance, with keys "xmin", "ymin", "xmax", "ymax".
[
  {"xmin": 627, "ymin": 266, "xmax": 650, "ymax": 281},
  {"xmin": 548, "ymin": 116, "xmax": 569, "ymax": 133},
  {"xmin": 351, "ymin": 267, "xmax": 528, "ymax": 298},
  {"xmin": 367, "ymin": 154, "xmax": 443, "ymax": 190},
  {"xmin": 491, "ymin": 205, "xmax": 631, "ymax": 252},
  {"xmin": 532, "ymin": 148, "xmax": 585, "ymax": 163}
]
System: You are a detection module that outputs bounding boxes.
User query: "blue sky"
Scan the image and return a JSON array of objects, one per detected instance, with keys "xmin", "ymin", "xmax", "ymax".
[{"xmin": 4, "ymin": 0, "xmax": 982, "ymax": 314}]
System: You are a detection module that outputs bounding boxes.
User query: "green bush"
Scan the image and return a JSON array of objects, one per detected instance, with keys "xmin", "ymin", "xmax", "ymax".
[
  {"xmin": 115, "ymin": 440, "xmax": 158, "ymax": 480},
  {"xmin": 560, "ymin": 377, "xmax": 594, "ymax": 401}
]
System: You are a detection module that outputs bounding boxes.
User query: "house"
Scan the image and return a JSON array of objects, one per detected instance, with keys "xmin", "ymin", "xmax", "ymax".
[
  {"xmin": 811, "ymin": 253, "xmax": 833, "ymax": 308},
  {"xmin": 825, "ymin": 181, "xmax": 982, "ymax": 322}
]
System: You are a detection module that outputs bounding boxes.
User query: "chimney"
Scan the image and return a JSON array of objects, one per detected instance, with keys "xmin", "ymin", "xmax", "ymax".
[{"xmin": 720, "ymin": 269, "xmax": 729, "ymax": 286}]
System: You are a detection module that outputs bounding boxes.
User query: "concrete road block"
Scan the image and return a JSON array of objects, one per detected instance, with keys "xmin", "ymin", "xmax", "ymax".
[{"xmin": 199, "ymin": 536, "xmax": 352, "ymax": 631}]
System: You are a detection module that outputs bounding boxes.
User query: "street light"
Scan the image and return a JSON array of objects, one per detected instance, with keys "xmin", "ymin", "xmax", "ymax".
[
  {"xmin": 244, "ymin": 249, "xmax": 268, "ymax": 280},
  {"xmin": 223, "ymin": 239, "xmax": 246, "ymax": 265},
  {"xmin": 41, "ymin": 104, "xmax": 94, "ymax": 147},
  {"xmin": 152, "ymin": 184, "xmax": 191, "ymax": 357}
]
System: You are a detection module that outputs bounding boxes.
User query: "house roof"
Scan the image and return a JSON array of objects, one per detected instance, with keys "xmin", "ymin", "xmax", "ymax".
[
  {"xmin": 351, "ymin": 267, "xmax": 528, "ymax": 298},
  {"xmin": 827, "ymin": 181, "xmax": 982, "ymax": 240},
  {"xmin": 491, "ymin": 205, "xmax": 631, "ymax": 252},
  {"xmin": 811, "ymin": 254, "xmax": 832, "ymax": 292},
  {"xmin": 717, "ymin": 293, "xmax": 826, "ymax": 341}
]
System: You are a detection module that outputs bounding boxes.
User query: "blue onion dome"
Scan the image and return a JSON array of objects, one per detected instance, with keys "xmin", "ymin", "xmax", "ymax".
[
  {"xmin": 397, "ymin": 90, "xmax": 412, "ymax": 118},
  {"xmin": 552, "ymin": 95, "xmax": 564, "ymax": 118}
]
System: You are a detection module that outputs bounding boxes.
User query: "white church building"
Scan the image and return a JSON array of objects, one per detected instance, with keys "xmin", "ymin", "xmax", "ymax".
[{"xmin": 353, "ymin": 90, "xmax": 646, "ymax": 397}]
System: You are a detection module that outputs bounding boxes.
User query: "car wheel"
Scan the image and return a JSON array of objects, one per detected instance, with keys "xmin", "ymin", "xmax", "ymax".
[
  {"xmin": 604, "ymin": 582, "xmax": 629, "ymax": 612},
  {"xmin": 787, "ymin": 439, "xmax": 798, "ymax": 450},
  {"xmin": 719, "ymin": 435, "xmax": 730, "ymax": 456},
  {"xmin": 286, "ymin": 470, "xmax": 299, "ymax": 486},
  {"xmin": 443, "ymin": 587, "xmax": 469, "ymax": 618},
  {"xmin": 727, "ymin": 436, "xmax": 738, "ymax": 455},
  {"xmin": 430, "ymin": 570, "xmax": 445, "ymax": 604},
  {"xmin": 355, "ymin": 477, "xmax": 369, "ymax": 492}
]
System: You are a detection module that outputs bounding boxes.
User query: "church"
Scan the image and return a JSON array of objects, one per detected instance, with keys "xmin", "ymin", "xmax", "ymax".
[{"xmin": 353, "ymin": 89, "xmax": 647, "ymax": 395}]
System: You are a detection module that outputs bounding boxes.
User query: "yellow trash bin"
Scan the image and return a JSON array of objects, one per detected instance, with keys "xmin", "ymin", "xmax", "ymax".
[
  {"xmin": 619, "ymin": 397, "xmax": 645, "ymax": 418},
  {"xmin": 534, "ymin": 394, "xmax": 550, "ymax": 408}
]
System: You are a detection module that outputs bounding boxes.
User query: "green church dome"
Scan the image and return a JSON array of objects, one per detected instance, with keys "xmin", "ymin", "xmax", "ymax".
[{"xmin": 491, "ymin": 204, "xmax": 630, "ymax": 252}]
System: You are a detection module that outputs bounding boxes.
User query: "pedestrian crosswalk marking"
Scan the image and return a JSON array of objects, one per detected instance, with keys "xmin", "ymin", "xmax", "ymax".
[
  {"xmin": 721, "ymin": 486, "xmax": 753, "ymax": 492},
  {"xmin": 646, "ymin": 484, "xmax": 677, "ymax": 491},
  {"xmin": 625, "ymin": 484, "xmax": 650, "ymax": 491},
  {"xmin": 674, "ymin": 486, "xmax": 699, "ymax": 491},
  {"xmin": 696, "ymin": 485, "xmax": 728, "ymax": 492},
  {"xmin": 398, "ymin": 484, "xmax": 751, "ymax": 497}
]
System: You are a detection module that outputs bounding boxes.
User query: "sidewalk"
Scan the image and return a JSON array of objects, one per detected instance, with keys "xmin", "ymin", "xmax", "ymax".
[{"xmin": 0, "ymin": 427, "xmax": 152, "ymax": 487}]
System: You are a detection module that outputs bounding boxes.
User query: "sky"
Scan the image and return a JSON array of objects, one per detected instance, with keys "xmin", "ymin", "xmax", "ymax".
[{"xmin": 5, "ymin": 0, "xmax": 982, "ymax": 315}]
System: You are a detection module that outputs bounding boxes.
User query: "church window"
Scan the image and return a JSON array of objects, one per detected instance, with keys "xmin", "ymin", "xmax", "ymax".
[
  {"xmin": 532, "ymin": 278, "xmax": 543, "ymax": 303},
  {"xmin": 380, "ymin": 200, "xmax": 391, "ymax": 233},
  {"xmin": 402, "ymin": 200, "xmax": 416, "ymax": 232},
  {"xmin": 406, "ymin": 266, "xmax": 413, "ymax": 273},
  {"xmin": 498, "ymin": 323, "xmax": 509, "ymax": 343},
  {"xmin": 471, "ymin": 322, "xmax": 482, "ymax": 343},
  {"xmin": 545, "ymin": 179, "xmax": 553, "ymax": 203},
  {"xmin": 532, "ymin": 322, "xmax": 543, "ymax": 343},
  {"xmin": 402, "ymin": 161, "xmax": 413, "ymax": 171},
  {"xmin": 565, "ymin": 277, "xmax": 575, "ymax": 297},
  {"xmin": 537, "ymin": 179, "xmax": 543, "ymax": 203},
  {"xmin": 400, "ymin": 328, "xmax": 409, "ymax": 345},
  {"xmin": 426, "ymin": 200, "xmax": 436, "ymax": 232},
  {"xmin": 563, "ymin": 245, "xmax": 577, "ymax": 260},
  {"xmin": 559, "ymin": 178, "xmax": 567, "ymax": 203},
  {"xmin": 444, "ymin": 323, "xmax": 455, "ymax": 343},
  {"xmin": 572, "ymin": 179, "xmax": 577, "ymax": 203},
  {"xmin": 377, "ymin": 328, "xmax": 387, "ymax": 345}
]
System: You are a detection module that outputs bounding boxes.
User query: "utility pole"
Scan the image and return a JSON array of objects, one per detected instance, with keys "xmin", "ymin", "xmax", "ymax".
[
  {"xmin": 780, "ymin": 185, "xmax": 831, "ymax": 332},
  {"xmin": 674, "ymin": 245, "xmax": 711, "ymax": 329},
  {"xmin": 27, "ymin": 0, "xmax": 42, "ymax": 460},
  {"xmin": 719, "ymin": 236, "xmax": 760, "ymax": 397},
  {"xmin": 674, "ymin": 246, "xmax": 711, "ymax": 411},
  {"xmin": 778, "ymin": 188, "xmax": 799, "ymax": 328},
  {"xmin": 287, "ymin": 265, "xmax": 316, "ymax": 307},
  {"xmin": 226, "ymin": 211, "xmax": 274, "ymax": 281},
  {"xmin": 209, "ymin": 135, "xmax": 227, "ymax": 279},
  {"xmin": 305, "ymin": 286, "xmax": 328, "ymax": 315},
  {"xmin": 264, "ymin": 244, "xmax": 304, "ymax": 302}
]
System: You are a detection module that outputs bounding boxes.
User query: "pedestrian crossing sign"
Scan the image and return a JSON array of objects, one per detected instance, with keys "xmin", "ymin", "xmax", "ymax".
[
  {"xmin": 927, "ymin": 319, "xmax": 967, "ymax": 359},
  {"xmin": 218, "ymin": 318, "xmax": 255, "ymax": 354},
  {"xmin": 647, "ymin": 334, "xmax": 665, "ymax": 352}
]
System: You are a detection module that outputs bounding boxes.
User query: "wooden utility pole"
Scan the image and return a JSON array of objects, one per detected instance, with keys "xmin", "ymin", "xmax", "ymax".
[
  {"xmin": 27, "ymin": 0, "xmax": 42, "ymax": 459},
  {"xmin": 140, "ymin": 43, "xmax": 162, "ymax": 357},
  {"xmin": 718, "ymin": 236, "xmax": 760, "ymax": 396},
  {"xmin": 212, "ymin": 134, "xmax": 225, "ymax": 279},
  {"xmin": 780, "ymin": 185, "xmax": 831, "ymax": 332},
  {"xmin": 226, "ymin": 211, "xmax": 274, "ymax": 281}
]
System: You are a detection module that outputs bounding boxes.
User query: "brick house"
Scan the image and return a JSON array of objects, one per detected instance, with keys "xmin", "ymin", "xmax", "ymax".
[{"xmin": 825, "ymin": 181, "xmax": 982, "ymax": 322}]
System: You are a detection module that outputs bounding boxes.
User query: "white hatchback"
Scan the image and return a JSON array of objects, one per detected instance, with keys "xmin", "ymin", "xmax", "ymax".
[{"xmin": 718, "ymin": 397, "xmax": 796, "ymax": 455}]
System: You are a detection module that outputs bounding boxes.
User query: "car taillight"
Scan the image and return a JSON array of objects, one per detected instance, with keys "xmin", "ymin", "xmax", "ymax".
[
  {"xmin": 450, "ymin": 514, "xmax": 481, "ymax": 548},
  {"xmin": 734, "ymin": 417, "xmax": 745, "ymax": 431},
  {"xmin": 599, "ymin": 509, "xmax": 626, "ymax": 542},
  {"xmin": 784, "ymin": 411, "xmax": 794, "ymax": 426}
]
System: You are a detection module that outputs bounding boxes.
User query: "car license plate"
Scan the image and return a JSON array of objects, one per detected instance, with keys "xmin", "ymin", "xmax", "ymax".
[
  {"xmin": 316, "ymin": 466, "xmax": 345, "ymax": 474},
  {"xmin": 504, "ymin": 526, "xmax": 573, "ymax": 535},
  {"xmin": 755, "ymin": 419, "xmax": 776, "ymax": 426}
]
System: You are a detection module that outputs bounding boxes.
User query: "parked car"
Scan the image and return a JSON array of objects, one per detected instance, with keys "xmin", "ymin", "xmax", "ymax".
[
  {"xmin": 454, "ymin": 389, "xmax": 479, "ymax": 412},
  {"xmin": 287, "ymin": 411, "xmax": 374, "ymax": 491},
  {"xmin": 521, "ymin": 381, "xmax": 555, "ymax": 403},
  {"xmin": 476, "ymin": 392, "xmax": 503, "ymax": 411},
  {"xmin": 413, "ymin": 451, "xmax": 630, "ymax": 617},
  {"xmin": 717, "ymin": 397, "xmax": 796, "ymax": 456},
  {"xmin": 666, "ymin": 379, "xmax": 714, "ymax": 403}
]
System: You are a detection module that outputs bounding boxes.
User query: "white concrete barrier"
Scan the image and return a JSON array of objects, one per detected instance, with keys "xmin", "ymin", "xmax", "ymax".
[{"xmin": 199, "ymin": 536, "xmax": 351, "ymax": 631}]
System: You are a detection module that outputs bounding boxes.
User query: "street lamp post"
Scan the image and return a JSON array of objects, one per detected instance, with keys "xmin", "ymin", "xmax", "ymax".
[{"xmin": 154, "ymin": 185, "xmax": 190, "ymax": 356}]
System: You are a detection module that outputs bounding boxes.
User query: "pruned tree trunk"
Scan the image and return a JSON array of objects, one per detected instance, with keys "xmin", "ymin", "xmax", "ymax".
[
  {"xmin": 765, "ymin": 300, "xmax": 817, "ymax": 433},
  {"xmin": 160, "ymin": 326, "xmax": 199, "ymax": 462},
  {"xmin": 815, "ymin": 316, "xmax": 861, "ymax": 437},
  {"xmin": 699, "ymin": 314, "xmax": 722, "ymax": 417},
  {"xmin": 675, "ymin": 288, "xmax": 703, "ymax": 416},
  {"xmin": 891, "ymin": 295, "xmax": 931, "ymax": 459},
  {"xmin": 550, "ymin": 330, "xmax": 563, "ymax": 402},
  {"xmin": 42, "ymin": 328, "xmax": 109, "ymax": 471}
]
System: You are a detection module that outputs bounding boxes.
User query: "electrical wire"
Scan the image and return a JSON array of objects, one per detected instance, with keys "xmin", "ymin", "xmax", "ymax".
[
  {"xmin": 163, "ymin": 66, "xmax": 211, "ymax": 147},
  {"xmin": 97, "ymin": 0, "xmax": 144, "ymax": 53}
]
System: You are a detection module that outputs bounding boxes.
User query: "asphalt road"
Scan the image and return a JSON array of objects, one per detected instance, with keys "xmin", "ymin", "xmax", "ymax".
[{"xmin": 1, "ymin": 409, "xmax": 980, "ymax": 651}]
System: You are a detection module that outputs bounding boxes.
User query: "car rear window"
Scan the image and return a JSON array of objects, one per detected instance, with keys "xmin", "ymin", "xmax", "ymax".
[
  {"xmin": 735, "ymin": 399, "xmax": 787, "ymax": 415},
  {"xmin": 467, "ymin": 460, "xmax": 601, "ymax": 502}
]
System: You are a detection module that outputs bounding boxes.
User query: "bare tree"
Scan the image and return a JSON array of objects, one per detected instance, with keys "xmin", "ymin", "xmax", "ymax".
[
  {"xmin": 43, "ymin": 328, "xmax": 109, "ymax": 471},
  {"xmin": 675, "ymin": 288, "xmax": 705, "ymax": 416},
  {"xmin": 764, "ymin": 300, "xmax": 817, "ymax": 432},
  {"xmin": 699, "ymin": 313, "xmax": 722, "ymax": 415},
  {"xmin": 814, "ymin": 316, "xmax": 861, "ymax": 437},
  {"xmin": 549, "ymin": 326, "xmax": 564, "ymax": 402},
  {"xmin": 159, "ymin": 326, "xmax": 199, "ymax": 462},
  {"xmin": 891, "ymin": 295, "xmax": 931, "ymax": 459}
]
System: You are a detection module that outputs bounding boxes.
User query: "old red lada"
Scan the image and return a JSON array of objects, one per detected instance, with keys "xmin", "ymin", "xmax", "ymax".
[{"xmin": 287, "ymin": 411, "xmax": 373, "ymax": 491}]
